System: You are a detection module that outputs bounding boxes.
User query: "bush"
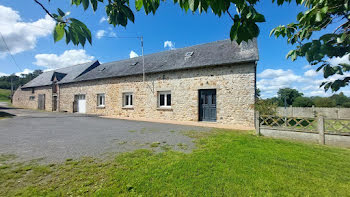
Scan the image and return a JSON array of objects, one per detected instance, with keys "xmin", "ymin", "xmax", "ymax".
[
  {"xmin": 255, "ymin": 99, "xmax": 277, "ymax": 115},
  {"xmin": 313, "ymin": 97, "xmax": 336, "ymax": 107},
  {"xmin": 342, "ymin": 102, "xmax": 350, "ymax": 108},
  {"xmin": 292, "ymin": 97, "xmax": 314, "ymax": 107}
]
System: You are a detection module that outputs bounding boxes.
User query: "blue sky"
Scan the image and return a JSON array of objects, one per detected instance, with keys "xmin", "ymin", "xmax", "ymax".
[{"xmin": 0, "ymin": 0, "xmax": 349, "ymax": 98}]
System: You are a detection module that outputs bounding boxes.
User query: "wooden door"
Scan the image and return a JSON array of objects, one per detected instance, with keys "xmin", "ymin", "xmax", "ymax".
[
  {"xmin": 199, "ymin": 89, "xmax": 216, "ymax": 122},
  {"xmin": 38, "ymin": 94, "xmax": 45, "ymax": 110}
]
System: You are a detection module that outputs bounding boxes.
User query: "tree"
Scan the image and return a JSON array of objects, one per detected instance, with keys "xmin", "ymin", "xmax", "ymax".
[
  {"xmin": 330, "ymin": 92, "xmax": 350, "ymax": 106},
  {"xmin": 255, "ymin": 99, "xmax": 278, "ymax": 115},
  {"xmin": 256, "ymin": 88, "xmax": 261, "ymax": 99},
  {"xmin": 34, "ymin": 0, "xmax": 349, "ymax": 92},
  {"xmin": 313, "ymin": 97, "xmax": 337, "ymax": 108},
  {"xmin": 0, "ymin": 70, "xmax": 43, "ymax": 90},
  {"xmin": 292, "ymin": 97, "xmax": 314, "ymax": 107},
  {"xmin": 277, "ymin": 88, "xmax": 303, "ymax": 107},
  {"xmin": 270, "ymin": 0, "xmax": 350, "ymax": 92}
]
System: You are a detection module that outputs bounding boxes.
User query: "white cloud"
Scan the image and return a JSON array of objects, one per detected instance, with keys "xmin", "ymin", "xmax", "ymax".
[
  {"xmin": 303, "ymin": 64, "xmax": 312, "ymax": 69},
  {"xmin": 328, "ymin": 54, "xmax": 350, "ymax": 66},
  {"xmin": 0, "ymin": 72, "xmax": 8, "ymax": 77},
  {"xmin": 304, "ymin": 69, "xmax": 319, "ymax": 77},
  {"xmin": 257, "ymin": 69, "xmax": 293, "ymax": 78},
  {"xmin": 33, "ymin": 49, "xmax": 94, "ymax": 70},
  {"xmin": 129, "ymin": 50, "xmax": 139, "ymax": 58},
  {"xmin": 96, "ymin": 30, "xmax": 106, "ymax": 39},
  {"xmin": 257, "ymin": 68, "xmax": 350, "ymax": 98},
  {"xmin": 99, "ymin": 16, "xmax": 107, "ymax": 23},
  {"xmin": 109, "ymin": 31, "xmax": 116, "ymax": 37},
  {"xmin": 164, "ymin": 41, "xmax": 175, "ymax": 50},
  {"xmin": 0, "ymin": 5, "xmax": 55, "ymax": 56},
  {"xmin": 15, "ymin": 68, "xmax": 33, "ymax": 77}
]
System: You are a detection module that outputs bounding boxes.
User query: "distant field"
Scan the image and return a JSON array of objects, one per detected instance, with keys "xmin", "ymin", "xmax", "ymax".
[{"xmin": 0, "ymin": 89, "xmax": 11, "ymax": 102}]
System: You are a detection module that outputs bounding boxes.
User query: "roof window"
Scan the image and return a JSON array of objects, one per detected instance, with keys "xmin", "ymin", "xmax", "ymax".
[{"xmin": 184, "ymin": 51, "xmax": 194, "ymax": 60}]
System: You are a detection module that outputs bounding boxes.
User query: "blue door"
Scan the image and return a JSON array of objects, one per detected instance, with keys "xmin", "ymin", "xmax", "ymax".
[{"xmin": 199, "ymin": 89, "xmax": 216, "ymax": 122}]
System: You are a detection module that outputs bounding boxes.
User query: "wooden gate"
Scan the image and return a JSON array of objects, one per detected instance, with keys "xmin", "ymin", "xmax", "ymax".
[{"xmin": 38, "ymin": 94, "xmax": 45, "ymax": 110}]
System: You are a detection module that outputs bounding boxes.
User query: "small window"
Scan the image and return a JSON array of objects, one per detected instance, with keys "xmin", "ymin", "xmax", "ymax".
[
  {"xmin": 29, "ymin": 96, "xmax": 35, "ymax": 100},
  {"xmin": 31, "ymin": 88, "xmax": 35, "ymax": 94},
  {"xmin": 123, "ymin": 92, "xmax": 133, "ymax": 107},
  {"xmin": 97, "ymin": 94, "xmax": 105, "ymax": 107},
  {"xmin": 158, "ymin": 91, "xmax": 171, "ymax": 108}
]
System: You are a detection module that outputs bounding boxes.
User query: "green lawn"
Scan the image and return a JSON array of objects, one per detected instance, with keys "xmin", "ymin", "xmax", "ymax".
[
  {"xmin": 0, "ymin": 89, "xmax": 11, "ymax": 103},
  {"xmin": 1, "ymin": 130, "xmax": 350, "ymax": 196}
]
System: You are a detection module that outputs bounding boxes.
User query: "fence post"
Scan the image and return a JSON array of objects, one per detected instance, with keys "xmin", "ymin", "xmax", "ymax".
[
  {"xmin": 255, "ymin": 111, "xmax": 260, "ymax": 136},
  {"xmin": 317, "ymin": 115, "xmax": 325, "ymax": 145}
]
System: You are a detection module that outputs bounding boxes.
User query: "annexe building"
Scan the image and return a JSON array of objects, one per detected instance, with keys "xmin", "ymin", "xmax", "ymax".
[{"xmin": 13, "ymin": 39, "xmax": 258, "ymax": 129}]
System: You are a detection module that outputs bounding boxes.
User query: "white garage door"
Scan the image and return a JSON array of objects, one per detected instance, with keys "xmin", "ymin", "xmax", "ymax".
[{"xmin": 77, "ymin": 95, "xmax": 86, "ymax": 113}]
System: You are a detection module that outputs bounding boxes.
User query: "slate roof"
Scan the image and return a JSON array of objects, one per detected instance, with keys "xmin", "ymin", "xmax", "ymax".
[
  {"xmin": 21, "ymin": 39, "xmax": 258, "ymax": 88},
  {"xmin": 21, "ymin": 61, "xmax": 100, "ymax": 88},
  {"xmin": 75, "ymin": 39, "xmax": 258, "ymax": 82}
]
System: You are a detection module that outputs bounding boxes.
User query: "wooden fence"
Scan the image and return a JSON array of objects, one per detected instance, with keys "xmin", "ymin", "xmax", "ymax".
[{"xmin": 255, "ymin": 112, "xmax": 350, "ymax": 147}]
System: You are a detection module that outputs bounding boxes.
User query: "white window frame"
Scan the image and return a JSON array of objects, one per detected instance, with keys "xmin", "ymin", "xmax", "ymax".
[
  {"xmin": 123, "ymin": 92, "xmax": 133, "ymax": 108},
  {"xmin": 97, "ymin": 93, "xmax": 105, "ymax": 107},
  {"xmin": 158, "ymin": 91, "xmax": 171, "ymax": 108}
]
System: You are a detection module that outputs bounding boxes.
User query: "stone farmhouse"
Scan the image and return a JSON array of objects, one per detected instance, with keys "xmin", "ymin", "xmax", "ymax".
[{"xmin": 13, "ymin": 39, "xmax": 258, "ymax": 129}]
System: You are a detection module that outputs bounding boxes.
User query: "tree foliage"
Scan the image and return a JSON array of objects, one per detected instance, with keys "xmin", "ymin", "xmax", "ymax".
[
  {"xmin": 0, "ymin": 70, "xmax": 43, "ymax": 90},
  {"xmin": 313, "ymin": 97, "xmax": 337, "ymax": 107},
  {"xmin": 261, "ymin": 88, "xmax": 350, "ymax": 108},
  {"xmin": 292, "ymin": 97, "xmax": 314, "ymax": 107},
  {"xmin": 277, "ymin": 88, "xmax": 303, "ymax": 107},
  {"xmin": 270, "ymin": 0, "xmax": 350, "ymax": 92}
]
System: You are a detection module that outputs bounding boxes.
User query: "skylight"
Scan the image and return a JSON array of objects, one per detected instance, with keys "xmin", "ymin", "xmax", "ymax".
[{"xmin": 184, "ymin": 51, "xmax": 194, "ymax": 60}]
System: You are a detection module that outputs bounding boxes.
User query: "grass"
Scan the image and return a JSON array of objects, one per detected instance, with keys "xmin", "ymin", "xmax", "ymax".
[
  {"xmin": 1, "ymin": 129, "xmax": 350, "ymax": 196},
  {"xmin": 0, "ymin": 89, "xmax": 11, "ymax": 103}
]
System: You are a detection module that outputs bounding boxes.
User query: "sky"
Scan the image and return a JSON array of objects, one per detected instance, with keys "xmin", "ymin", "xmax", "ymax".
[{"xmin": 0, "ymin": 0, "xmax": 349, "ymax": 98}]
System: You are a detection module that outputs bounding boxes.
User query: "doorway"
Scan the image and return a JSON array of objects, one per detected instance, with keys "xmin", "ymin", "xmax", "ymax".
[{"xmin": 199, "ymin": 89, "xmax": 216, "ymax": 122}]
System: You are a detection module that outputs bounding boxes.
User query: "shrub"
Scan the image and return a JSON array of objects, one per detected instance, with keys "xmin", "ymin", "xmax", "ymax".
[
  {"xmin": 342, "ymin": 102, "xmax": 350, "ymax": 108},
  {"xmin": 313, "ymin": 97, "xmax": 336, "ymax": 107},
  {"xmin": 255, "ymin": 99, "xmax": 278, "ymax": 115},
  {"xmin": 292, "ymin": 97, "xmax": 314, "ymax": 107}
]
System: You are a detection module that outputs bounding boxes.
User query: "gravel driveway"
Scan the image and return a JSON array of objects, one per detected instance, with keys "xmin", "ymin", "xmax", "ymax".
[{"xmin": 0, "ymin": 104, "xmax": 209, "ymax": 163}]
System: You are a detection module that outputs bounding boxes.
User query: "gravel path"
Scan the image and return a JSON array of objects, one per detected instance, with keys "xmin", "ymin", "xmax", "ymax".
[{"xmin": 0, "ymin": 104, "xmax": 209, "ymax": 163}]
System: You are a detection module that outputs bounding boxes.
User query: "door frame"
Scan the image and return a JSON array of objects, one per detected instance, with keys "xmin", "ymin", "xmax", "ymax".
[
  {"xmin": 38, "ymin": 94, "xmax": 45, "ymax": 110},
  {"xmin": 52, "ymin": 95, "xmax": 58, "ymax": 111},
  {"xmin": 198, "ymin": 89, "xmax": 217, "ymax": 122},
  {"xmin": 74, "ymin": 94, "xmax": 86, "ymax": 113}
]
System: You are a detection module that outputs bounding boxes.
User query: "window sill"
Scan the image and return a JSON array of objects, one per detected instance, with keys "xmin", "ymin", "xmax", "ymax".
[
  {"xmin": 122, "ymin": 106, "xmax": 134, "ymax": 110},
  {"xmin": 157, "ymin": 107, "xmax": 172, "ymax": 111},
  {"xmin": 97, "ymin": 106, "xmax": 105, "ymax": 109}
]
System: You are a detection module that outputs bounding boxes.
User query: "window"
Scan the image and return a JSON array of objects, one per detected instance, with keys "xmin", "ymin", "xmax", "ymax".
[
  {"xmin": 123, "ymin": 92, "xmax": 133, "ymax": 107},
  {"xmin": 29, "ymin": 96, "xmax": 35, "ymax": 100},
  {"xmin": 158, "ymin": 91, "xmax": 171, "ymax": 108},
  {"xmin": 31, "ymin": 88, "xmax": 35, "ymax": 94},
  {"xmin": 97, "ymin": 94, "xmax": 105, "ymax": 107}
]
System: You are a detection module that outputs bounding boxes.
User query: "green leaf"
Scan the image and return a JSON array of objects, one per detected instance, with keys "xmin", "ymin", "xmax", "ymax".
[
  {"xmin": 57, "ymin": 8, "xmax": 65, "ymax": 17},
  {"xmin": 65, "ymin": 29, "xmax": 71, "ymax": 44},
  {"xmin": 82, "ymin": 0, "xmax": 89, "ymax": 10},
  {"xmin": 53, "ymin": 23, "xmax": 65, "ymax": 42},
  {"xmin": 90, "ymin": 0, "xmax": 98, "ymax": 11},
  {"xmin": 315, "ymin": 11, "xmax": 322, "ymax": 22},
  {"xmin": 135, "ymin": 0, "xmax": 143, "ymax": 11},
  {"xmin": 254, "ymin": 13, "xmax": 265, "ymax": 22}
]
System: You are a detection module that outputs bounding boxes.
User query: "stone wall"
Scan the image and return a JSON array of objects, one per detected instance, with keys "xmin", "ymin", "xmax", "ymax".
[
  {"xmin": 12, "ymin": 86, "xmax": 53, "ymax": 111},
  {"xmin": 59, "ymin": 63, "xmax": 256, "ymax": 128}
]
